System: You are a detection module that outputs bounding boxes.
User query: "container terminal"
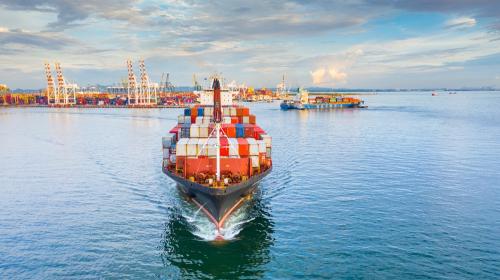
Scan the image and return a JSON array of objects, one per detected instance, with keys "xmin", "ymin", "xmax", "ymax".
[{"xmin": 0, "ymin": 62, "xmax": 366, "ymax": 108}]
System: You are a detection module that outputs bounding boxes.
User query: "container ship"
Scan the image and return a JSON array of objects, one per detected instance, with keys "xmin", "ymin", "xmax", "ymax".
[
  {"xmin": 280, "ymin": 88, "xmax": 364, "ymax": 110},
  {"xmin": 162, "ymin": 78, "xmax": 272, "ymax": 236}
]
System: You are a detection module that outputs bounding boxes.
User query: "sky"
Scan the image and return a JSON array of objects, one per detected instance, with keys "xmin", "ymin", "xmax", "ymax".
[{"xmin": 1, "ymin": 0, "xmax": 500, "ymax": 89}]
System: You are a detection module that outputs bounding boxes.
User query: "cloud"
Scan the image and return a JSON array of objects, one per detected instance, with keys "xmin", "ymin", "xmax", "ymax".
[
  {"xmin": 307, "ymin": 48, "xmax": 363, "ymax": 86},
  {"xmin": 446, "ymin": 17, "xmax": 476, "ymax": 28},
  {"xmin": 0, "ymin": 0, "xmax": 148, "ymax": 29},
  {"xmin": 0, "ymin": 27, "xmax": 73, "ymax": 49}
]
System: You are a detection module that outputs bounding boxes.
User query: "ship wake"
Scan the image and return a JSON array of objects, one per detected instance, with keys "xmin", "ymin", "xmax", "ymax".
[{"xmin": 181, "ymin": 202, "xmax": 254, "ymax": 241}]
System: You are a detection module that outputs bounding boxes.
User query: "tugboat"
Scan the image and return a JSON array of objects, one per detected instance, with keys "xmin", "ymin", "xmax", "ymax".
[
  {"xmin": 162, "ymin": 77, "xmax": 272, "ymax": 237},
  {"xmin": 280, "ymin": 88, "xmax": 364, "ymax": 110}
]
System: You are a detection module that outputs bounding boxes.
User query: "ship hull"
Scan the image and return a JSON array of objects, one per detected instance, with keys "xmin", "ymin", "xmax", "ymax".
[
  {"xmin": 281, "ymin": 102, "xmax": 360, "ymax": 110},
  {"xmin": 163, "ymin": 166, "xmax": 272, "ymax": 228}
]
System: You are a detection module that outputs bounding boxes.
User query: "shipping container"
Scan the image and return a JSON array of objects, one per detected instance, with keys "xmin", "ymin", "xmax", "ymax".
[
  {"xmin": 204, "ymin": 107, "xmax": 213, "ymax": 116},
  {"xmin": 257, "ymin": 140, "xmax": 266, "ymax": 153},
  {"xmin": 261, "ymin": 134, "xmax": 272, "ymax": 148},
  {"xmin": 199, "ymin": 124, "xmax": 209, "ymax": 138},
  {"xmin": 176, "ymin": 138, "xmax": 189, "ymax": 156},
  {"xmin": 197, "ymin": 138, "xmax": 208, "ymax": 156},
  {"xmin": 236, "ymin": 124, "xmax": 245, "ymax": 138},
  {"xmin": 244, "ymin": 124, "xmax": 254, "ymax": 138},
  {"xmin": 237, "ymin": 138, "xmax": 249, "ymax": 156},
  {"xmin": 184, "ymin": 108, "xmax": 191, "ymax": 116},
  {"xmin": 197, "ymin": 107, "xmax": 204, "ymax": 116},
  {"xmin": 250, "ymin": 155, "xmax": 259, "ymax": 167},
  {"xmin": 247, "ymin": 138, "xmax": 259, "ymax": 156},
  {"xmin": 230, "ymin": 107, "xmax": 237, "ymax": 116},
  {"xmin": 220, "ymin": 137, "xmax": 229, "ymax": 156},
  {"xmin": 187, "ymin": 138, "xmax": 199, "ymax": 157},
  {"xmin": 207, "ymin": 138, "xmax": 217, "ymax": 157},
  {"xmin": 228, "ymin": 138, "xmax": 239, "ymax": 156},
  {"xmin": 190, "ymin": 124, "xmax": 200, "ymax": 138}
]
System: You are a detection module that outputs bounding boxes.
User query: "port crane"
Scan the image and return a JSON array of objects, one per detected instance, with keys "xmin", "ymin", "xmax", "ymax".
[
  {"xmin": 127, "ymin": 59, "xmax": 158, "ymax": 106},
  {"xmin": 45, "ymin": 62, "xmax": 76, "ymax": 105}
]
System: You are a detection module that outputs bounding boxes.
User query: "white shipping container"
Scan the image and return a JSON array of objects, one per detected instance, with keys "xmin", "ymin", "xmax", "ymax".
[
  {"xmin": 170, "ymin": 154, "xmax": 176, "ymax": 163},
  {"xmin": 190, "ymin": 124, "xmax": 200, "ymax": 138},
  {"xmin": 230, "ymin": 107, "xmax": 237, "ymax": 116},
  {"xmin": 204, "ymin": 107, "xmax": 213, "ymax": 116},
  {"xmin": 261, "ymin": 134, "xmax": 272, "ymax": 148},
  {"xmin": 178, "ymin": 115, "xmax": 185, "ymax": 124},
  {"xmin": 223, "ymin": 116, "xmax": 231, "ymax": 124},
  {"xmin": 195, "ymin": 116, "xmax": 204, "ymax": 125},
  {"xmin": 242, "ymin": 116, "xmax": 250, "ymax": 124},
  {"xmin": 199, "ymin": 124, "xmax": 209, "ymax": 138},
  {"xmin": 250, "ymin": 156, "xmax": 260, "ymax": 167},
  {"xmin": 207, "ymin": 138, "xmax": 217, "ymax": 157},
  {"xmin": 246, "ymin": 138, "xmax": 259, "ymax": 156},
  {"xmin": 197, "ymin": 138, "xmax": 208, "ymax": 156},
  {"xmin": 202, "ymin": 117, "xmax": 211, "ymax": 125},
  {"xmin": 176, "ymin": 138, "xmax": 189, "ymax": 156},
  {"xmin": 257, "ymin": 140, "xmax": 266, "ymax": 153},
  {"xmin": 187, "ymin": 138, "xmax": 199, "ymax": 156},
  {"xmin": 223, "ymin": 107, "xmax": 230, "ymax": 116},
  {"xmin": 228, "ymin": 138, "xmax": 239, "ymax": 156}
]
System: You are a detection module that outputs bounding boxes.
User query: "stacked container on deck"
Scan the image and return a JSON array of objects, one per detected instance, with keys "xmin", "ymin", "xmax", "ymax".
[{"xmin": 162, "ymin": 105, "xmax": 272, "ymax": 183}]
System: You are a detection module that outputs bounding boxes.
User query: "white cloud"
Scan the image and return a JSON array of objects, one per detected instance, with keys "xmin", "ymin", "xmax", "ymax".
[{"xmin": 445, "ymin": 17, "xmax": 476, "ymax": 28}]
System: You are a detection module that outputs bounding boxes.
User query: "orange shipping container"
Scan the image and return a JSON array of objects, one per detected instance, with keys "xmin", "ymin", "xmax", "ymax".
[
  {"xmin": 184, "ymin": 157, "xmax": 250, "ymax": 177},
  {"xmin": 236, "ymin": 108, "xmax": 243, "ymax": 116},
  {"xmin": 249, "ymin": 115, "xmax": 256, "ymax": 124},
  {"xmin": 231, "ymin": 117, "xmax": 239, "ymax": 124},
  {"xmin": 237, "ymin": 138, "xmax": 249, "ymax": 156},
  {"xmin": 242, "ymin": 107, "xmax": 250, "ymax": 116}
]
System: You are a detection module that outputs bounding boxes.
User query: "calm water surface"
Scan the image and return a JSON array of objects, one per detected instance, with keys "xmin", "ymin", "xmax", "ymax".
[{"xmin": 1, "ymin": 92, "xmax": 500, "ymax": 279}]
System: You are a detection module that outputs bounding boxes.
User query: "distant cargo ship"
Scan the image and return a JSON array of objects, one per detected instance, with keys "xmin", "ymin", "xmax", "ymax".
[
  {"xmin": 280, "ymin": 88, "xmax": 365, "ymax": 110},
  {"xmin": 162, "ymin": 77, "xmax": 272, "ymax": 237}
]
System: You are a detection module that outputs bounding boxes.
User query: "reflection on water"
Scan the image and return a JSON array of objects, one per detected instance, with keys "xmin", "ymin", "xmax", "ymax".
[{"xmin": 160, "ymin": 193, "xmax": 274, "ymax": 279}]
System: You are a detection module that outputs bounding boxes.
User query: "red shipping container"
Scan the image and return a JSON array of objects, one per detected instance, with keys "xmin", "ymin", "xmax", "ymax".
[
  {"xmin": 244, "ymin": 124, "xmax": 254, "ymax": 138},
  {"xmin": 220, "ymin": 137, "xmax": 229, "ymax": 156},
  {"xmin": 254, "ymin": 131, "xmax": 261, "ymax": 140},
  {"xmin": 249, "ymin": 115, "xmax": 256, "ymax": 124},
  {"xmin": 226, "ymin": 124, "xmax": 236, "ymax": 138},
  {"xmin": 231, "ymin": 117, "xmax": 239, "ymax": 124},
  {"xmin": 237, "ymin": 138, "xmax": 249, "ymax": 156},
  {"xmin": 236, "ymin": 108, "xmax": 243, "ymax": 116},
  {"xmin": 242, "ymin": 107, "xmax": 250, "ymax": 116},
  {"xmin": 191, "ymin": 115, "xmax": 196, "ymax": 123}
]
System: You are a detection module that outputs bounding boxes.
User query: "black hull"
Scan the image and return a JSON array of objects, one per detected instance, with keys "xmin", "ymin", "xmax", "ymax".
[{"xmin": 163, "ymin": 166, "xmax": 272, "ymax": 227}]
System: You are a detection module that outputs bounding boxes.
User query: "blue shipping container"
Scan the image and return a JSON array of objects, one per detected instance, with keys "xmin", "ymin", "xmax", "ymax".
[
  {"xmin": 184, "ymin": 108, "xmax": 191, "ymax": 116},
  {"xmin": 197, "ymin": 107, "xmax": 204, "ymax": 116},
  {"xmin": 236, "ymin": 124, "xmax": 245, "ymax": 138}
]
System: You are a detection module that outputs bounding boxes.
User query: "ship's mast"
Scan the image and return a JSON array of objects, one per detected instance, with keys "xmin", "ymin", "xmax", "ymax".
[{"xmin": 213, "ymin": 78, "xmax": 222, "ymax": 181}]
